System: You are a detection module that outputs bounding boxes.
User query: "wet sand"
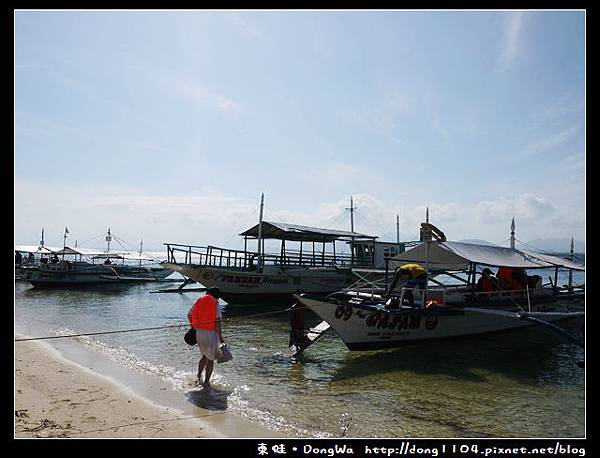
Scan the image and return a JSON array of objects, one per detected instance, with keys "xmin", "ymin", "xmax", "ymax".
[{"xmin": 14, "ymin": 335, "xmax": 279, "ymax": 438}]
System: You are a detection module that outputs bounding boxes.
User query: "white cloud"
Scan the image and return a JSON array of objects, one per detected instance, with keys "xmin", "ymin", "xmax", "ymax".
[
  {"xmin": 227, "ymin": 13, "xmax": 263, "ymax": 38},
  {"xmin": 476, "ymin": 194, "xmax": 554, "ymax": 223},
  {"xmin": 497, "ymin": 11, "xmax": 526, "ymax": 72},
  {"xmin": 174, "ymin": 80, "xmax": 244, "ymax": 113},
  {"xmin": 343, "ymin": 110, "xmax": 404, "ymax": 146},
  {"xmin": 14, "ymin": 179, "xmax": 584, "ymax": 252},
  {"xmin": 524, "ymin": 126, "xmax": 580, "ymax": 157},
  {"xmin": 562, "ymin": 152, "xmax": 585, "ymax": 172}
]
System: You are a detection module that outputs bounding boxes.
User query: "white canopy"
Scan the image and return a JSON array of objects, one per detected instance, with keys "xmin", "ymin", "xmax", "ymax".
[
  {"xmin": 389, "ymin": 241, "xmax": 584, "ymax": 271},
  {"xmin": 15, "ymin": 245, "xmax": 61, "ymax": 254},
  {"xmin": 53, "ymin": 246, "xmax": 131, "ymax": 257}
]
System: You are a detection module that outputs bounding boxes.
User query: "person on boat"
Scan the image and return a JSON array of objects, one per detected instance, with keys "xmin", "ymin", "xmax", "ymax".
[
  {"xmin": 527, "ymin": 274, "xmax": 542, "ymax": 289},
  {"xmin": 511, "ymin": 268, "xmax": 527, "ymax": 291},
  {"xmin": 476, "ymin": 268, "xmax": 498, "ymax": 300},
  {"xmin": 187, "ymin": 287, "xmax": 224, "ymax": 388},
  {"xmin": 496, "ymin": 267, "xmax": 514, "ymax": 291},
  {"xmin": 391, "ymin": 263, "xmax": 428, "ymax": 307},
  {"xmin": 104, "ymin": 258, "xmax": 112, "ymax": 265},
  {"xmin": 497, "ymin": 266, "xmax": 527, "ymax": 294}
]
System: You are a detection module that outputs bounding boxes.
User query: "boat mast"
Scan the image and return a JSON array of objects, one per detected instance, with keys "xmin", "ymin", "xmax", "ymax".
[
  {"xmin": 346, "ymin": 196, "xmax": 357, "ymax": 265},
  {"xmin": 257, "ymin": 193, "xmax": 264, "ymax": 270},
  {"xmin": 40, "ymin": 228, "xmax": 44, "ymax": 248},
  {"xmin": 346, "ymin": 196, "xmax": 356, "ymax": 232},
  {"xmin": 106, "ymin": 228, "xmax": 112, "ymax": 254},
  {"xmin": 396, "ymin": 213, "xmax": 400, "ymax": 247},
  {"xmin": 568, "ymin": 237, "xmax": 574, "ymax": 292},
  {"xmin": 140, "ymin": 238, "xmax": 143, "ymax": 267},
  {"xmin": 62, "ymin": 227, "xmax": 68, "ymax": 261}
]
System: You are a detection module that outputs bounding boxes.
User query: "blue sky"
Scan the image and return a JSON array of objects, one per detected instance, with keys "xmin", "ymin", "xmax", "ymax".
[{"xmin": 15, "ymin": 10, "xmax": 585, "ymax": 252}]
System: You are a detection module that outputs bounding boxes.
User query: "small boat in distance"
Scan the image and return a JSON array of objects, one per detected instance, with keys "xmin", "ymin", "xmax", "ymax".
[{"xmin": 17, "ymin": 228, "xmax": 174, "ymax": 287}]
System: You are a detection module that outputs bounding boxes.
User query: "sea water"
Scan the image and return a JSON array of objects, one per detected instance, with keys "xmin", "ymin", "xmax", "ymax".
[{"xmin": 14, "ymin": 269, "xmax": 585, "ymax": 438}]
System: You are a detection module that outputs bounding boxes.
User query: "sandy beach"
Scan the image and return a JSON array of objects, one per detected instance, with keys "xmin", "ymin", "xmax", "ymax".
[{"xmin": 14, "ymin": 336, "xmax": 279, "ymax": 438}]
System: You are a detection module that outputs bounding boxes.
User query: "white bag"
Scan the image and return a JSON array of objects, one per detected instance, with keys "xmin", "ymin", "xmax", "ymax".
[{"xmin": 216, "ymin": 343, "xmax": 233, "ymax": 363}]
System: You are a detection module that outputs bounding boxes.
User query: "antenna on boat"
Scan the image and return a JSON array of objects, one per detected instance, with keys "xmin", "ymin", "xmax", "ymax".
[
  {"xmin": 257, "ymin": 193, "xmax": 264, "ymax": 268},
  {"xmin": 510, "ymin": 218, "xmax": 516, "ymax": 249},
  {"xmin": 345, "ymin": 196, "xmax": 357, "ymax": 232},
  {"xmin": 40, "ymin": 228, "xmax": 44, "ymax": 247},
  {"xmin": 426, "ymin": 206, "xmax": 429, "ymax": 223},
  {"xmin": 396, "ymin": 214, "xmax": 400, "ymax": 245}
]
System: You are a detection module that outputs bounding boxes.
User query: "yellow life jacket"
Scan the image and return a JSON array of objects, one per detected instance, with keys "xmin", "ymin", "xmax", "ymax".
[{"xmin": 399, "ymin": 263, "xmax": 427, "ymax": 279}]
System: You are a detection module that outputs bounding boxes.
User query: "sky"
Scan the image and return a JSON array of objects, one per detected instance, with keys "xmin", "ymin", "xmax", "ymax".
[{"xmin": 14, "ymin": 10, "xmax": 585, "ymax": 253}]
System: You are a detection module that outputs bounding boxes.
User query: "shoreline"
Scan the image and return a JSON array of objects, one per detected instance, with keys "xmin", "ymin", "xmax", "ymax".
[{"xmin": 14, "ymin": 334, "xmax": 283, "ymax": 438}]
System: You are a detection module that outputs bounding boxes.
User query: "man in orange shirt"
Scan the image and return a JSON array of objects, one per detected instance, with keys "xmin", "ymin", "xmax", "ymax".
[{"xmin": 187, "ymin": 287, "xmax": 224, "ymax": 388}]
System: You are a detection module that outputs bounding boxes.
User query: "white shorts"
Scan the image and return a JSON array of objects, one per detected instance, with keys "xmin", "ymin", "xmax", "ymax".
[{"xmin": 195, "ymin": 328, "xmax": 220, "ymax": 361}]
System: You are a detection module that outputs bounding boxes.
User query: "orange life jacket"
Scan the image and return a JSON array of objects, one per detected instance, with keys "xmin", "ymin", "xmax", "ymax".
[
  {"xmin": 497, "ymin": 267, "xmax": 514, "ymax": 289},
  {"xmin": 190, "ymin": 294, "xmax": 218, "ymax": 330}
]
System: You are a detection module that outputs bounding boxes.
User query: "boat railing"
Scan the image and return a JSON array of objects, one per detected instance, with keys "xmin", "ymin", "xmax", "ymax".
[{"xmin": 164, "ymin": 243, "xmax": 371, "ymax": 269}]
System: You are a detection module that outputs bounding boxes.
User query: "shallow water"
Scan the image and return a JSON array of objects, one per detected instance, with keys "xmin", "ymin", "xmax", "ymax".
[{"xmin": 14, "ymin": 278, "xmax": 585, "ymax": 438}]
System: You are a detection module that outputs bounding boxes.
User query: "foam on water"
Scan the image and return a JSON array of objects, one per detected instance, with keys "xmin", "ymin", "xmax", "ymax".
[{"xmin": 52, "ymin": 325, "xmax": 324, "ymax": 437}]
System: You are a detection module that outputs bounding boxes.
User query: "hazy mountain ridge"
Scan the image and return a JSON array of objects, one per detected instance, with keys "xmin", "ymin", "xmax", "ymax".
[
  {"xmin": 458, "ymin": 238, "xmax": 585, "ymax": 254},
  {"xmin": 458, "ymin": 239, "xmax": 498, "ymax": 246},
  {"xmin": 525, "ymin": 238, "xmax": 585, "ymax": 254}
]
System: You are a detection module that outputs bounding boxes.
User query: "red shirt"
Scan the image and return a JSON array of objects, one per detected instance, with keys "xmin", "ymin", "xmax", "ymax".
[
  {"xmin": 477, "ymin": 276, "xmax": 497, "ymax": 292},
  {"xmin": 190, "ymin": 294, "xmax": 218, "ymax": 330}
]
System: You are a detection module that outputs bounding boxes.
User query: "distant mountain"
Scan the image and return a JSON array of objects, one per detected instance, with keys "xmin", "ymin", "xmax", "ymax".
[
  {"xmin": 526, "ymin": 238, "xmax": 585, "ymax": 254},
  {"xmin": 458, "ymin": 239, "xmax": 498, "ymax": 246}
]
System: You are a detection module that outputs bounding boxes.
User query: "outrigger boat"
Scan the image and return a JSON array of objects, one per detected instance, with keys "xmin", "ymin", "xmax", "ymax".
[
  {"xmin": 291, "ymin": 221, "xmax": 584, "ymax": 354},
  {"xmin": 18, "ymin": 229, "xmax": 174, "ymax": 287},
  {"xmin": 162, "ymin": 195, "xmax": 416, "ymax": 304}
]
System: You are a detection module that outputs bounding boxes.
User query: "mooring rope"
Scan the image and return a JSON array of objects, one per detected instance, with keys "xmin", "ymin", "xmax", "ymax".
[{"xmin": 14, "ymin": 303, "xmax": 314, "ymax": 343}]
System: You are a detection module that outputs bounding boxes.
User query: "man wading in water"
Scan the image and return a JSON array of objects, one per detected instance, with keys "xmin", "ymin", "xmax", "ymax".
[{"xmin": 187, "ymin": 287, "xmax": 224, "ymax": 388}]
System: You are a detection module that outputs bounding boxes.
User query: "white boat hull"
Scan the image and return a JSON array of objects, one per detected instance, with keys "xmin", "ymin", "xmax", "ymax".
[
  {"xmin": 163, "ymin": 263, "xmax": 353, "ymax": 304},
  {"xmin": 296, "ymin": 295, "xmax": 583, "ymax": 350}
]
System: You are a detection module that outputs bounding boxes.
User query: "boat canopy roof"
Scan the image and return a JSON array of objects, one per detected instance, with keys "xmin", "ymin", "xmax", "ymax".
[
  {"xmin": 91, "ymin": 253, "xmax": 156, "ymax": 261},
  {"xmin": 53, "ymin": 246, "xmax": 130, "ymax": 257},
  {"xmin": 239, "ymin": 221, "xmax": 378, "ymax": 242},
  {"xmin": 15, "ymin": 245, "xmax": 61, "ymax": 254},
  {"xmin": 389, "ymin": 241, "xmax": 585, "ymax": 271}
]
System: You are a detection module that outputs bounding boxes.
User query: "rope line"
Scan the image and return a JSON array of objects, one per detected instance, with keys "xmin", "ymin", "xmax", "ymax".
[{"xmin": 14, "ymin": 304, "xmax": 312, "ymax": 343}]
